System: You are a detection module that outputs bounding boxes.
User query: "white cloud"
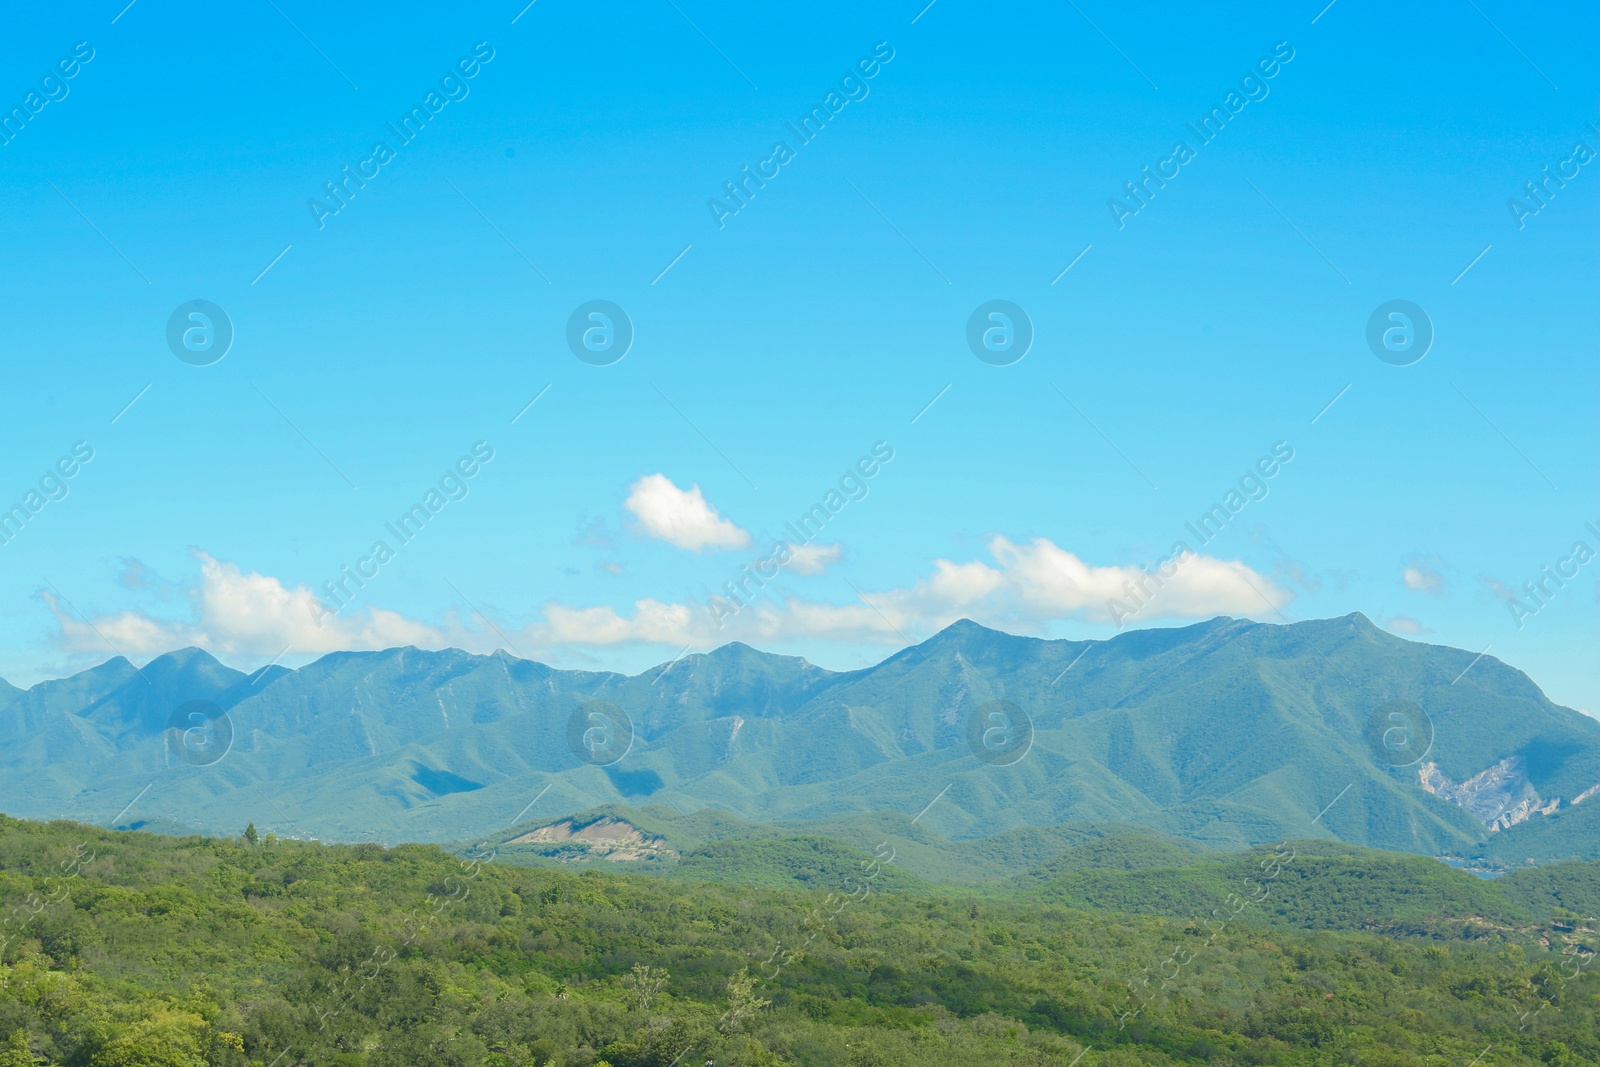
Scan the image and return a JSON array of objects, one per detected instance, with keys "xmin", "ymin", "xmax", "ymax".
[
  {"xmin": 624, "ymin": 474, "xmax": 750, "ymax": 552},
  {"xmin": 42, "ymin": 551, "xmax": 446, "ymax": 660},
  {"xmin": 540, "ymin": 599, "xmax": 696, "ymax": 646},
  {"xmin": 785, "ymin": 542, "xmax": 842, "ymax": 576},
  {"xmin": 1387, "ymin": 615, "xmax": 1427, "ymax": 635},
  {"xmin": 1403, "ymin": 562, "xmax": 1446, "ymax": 594},
  {"xmin": 45, "ymin": 539, "xmax": 1292, "ymax": 667},
  {"xmin": 1483, "ymin": 575, "xmax": 1516, "ymax": 602},
  {"xmin": 991, "ymin": 537, "xmax": 1282, "ymax": 623},
  {"xmin": 542, "ymin": 536, "xmax": 1290, "ymax": 646}
]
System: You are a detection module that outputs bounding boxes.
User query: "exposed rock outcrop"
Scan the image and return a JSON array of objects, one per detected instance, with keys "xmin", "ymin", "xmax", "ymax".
[
  {"xmin": 507, "ymin": 816, "xmax": 674, "ymax": 861},
  {"xmin": 1418, "ymin": 756, "xmax": 1566, "ymax": 831}
]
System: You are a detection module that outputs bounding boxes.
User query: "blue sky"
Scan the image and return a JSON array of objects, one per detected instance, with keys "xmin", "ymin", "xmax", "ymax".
[{"xmin": 1, "ymin": 0, "xmax": 1595, "ymax": 715}]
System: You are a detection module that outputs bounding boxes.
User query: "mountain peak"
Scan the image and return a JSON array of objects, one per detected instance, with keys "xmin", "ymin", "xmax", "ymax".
[
  {"xmin": 657, "ymin": 640, "xmax": 821, "ymax": 677},
  {"xmin": 922, "ymin": 617, "xmax": 1027, "ymax": 647},
  {"xmin": 143, "ymin": 646, "xmax": 225, "ymax": 671},
  {"xmin": 51, "ymin": 655, "xmax": 136, "ymax": 688},
  {"xmin": 2, "ymin": 614, "xmax": 1595, "ymax": 863},
  {"xmin": 706, "ymin": 641, "xmax": 760, "ymax": 658}
]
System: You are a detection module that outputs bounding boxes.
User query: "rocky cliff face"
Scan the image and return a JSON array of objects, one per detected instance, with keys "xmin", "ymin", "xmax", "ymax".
[{"xmin": 1419, "ymin": 756, "xmax": 1595, "ymax": 831}]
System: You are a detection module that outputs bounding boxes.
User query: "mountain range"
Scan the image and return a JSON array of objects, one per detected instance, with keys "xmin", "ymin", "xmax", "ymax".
[{"xmin": 2, "ymin": 613, "xmax": 1597, "ymax": 866}]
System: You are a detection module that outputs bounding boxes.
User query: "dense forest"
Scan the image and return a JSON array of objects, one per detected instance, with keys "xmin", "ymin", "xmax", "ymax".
[{"xmin": 0, "ymin": 815, "xmax": 1596, "ymax": 1066}]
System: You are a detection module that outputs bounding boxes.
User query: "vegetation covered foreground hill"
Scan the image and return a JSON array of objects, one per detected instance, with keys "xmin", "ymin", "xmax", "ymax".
[
  {"xmin": 1, "ymin": 816, "xmax": 1598, "ymax": 1067},
  {"xmin": 2, "ymin": 616, "xmax": 1597, "ymax": 864},
  {"xmin": 485, "ymin": 805, "xmax": 1600, "ymax": 937}
]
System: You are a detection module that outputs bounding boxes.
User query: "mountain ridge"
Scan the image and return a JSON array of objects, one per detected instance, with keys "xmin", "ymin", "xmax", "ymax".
[{"xmin": 2, "ymin": 615, "xmax": 1596, "ymax": 865}]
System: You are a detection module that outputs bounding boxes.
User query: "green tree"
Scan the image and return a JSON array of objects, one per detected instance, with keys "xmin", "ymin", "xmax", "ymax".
[
  {"xmin": 243, "ymin": 823, "xmax": 258, "ymax": 847},
  {"xmin": 88, "ymin": 1010, "xmax": 206, "ymax": 1067},
  {"xmin": 0, "ymin": 1031, "xmax": 36, "ymax": 1067},
  {"xmin": 620, "ymin": 964, "xmax": 669, "ymax": 1011},
  {"xmin": 1541, "ymin": 1042, "xmax": 1582, "ymax": 1067},
  {"xmin": 719, "ymin": 968, "xmax": 770, "ymax": 1033}
]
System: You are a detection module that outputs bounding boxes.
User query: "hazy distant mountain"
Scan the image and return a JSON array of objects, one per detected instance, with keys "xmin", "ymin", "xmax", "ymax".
[{"xmin": 2, "ymin": 614, "xmax": 1596, "ymax": 863}]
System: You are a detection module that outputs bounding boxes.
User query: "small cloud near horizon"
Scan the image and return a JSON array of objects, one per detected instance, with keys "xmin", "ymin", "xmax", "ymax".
[
  {"xmin": 786, "ymin": 542, "xmax": 842, "ymax": 576},
  {"xmin": 38, "ymin": 540, "xmax": 1292, "ymax": 671}
]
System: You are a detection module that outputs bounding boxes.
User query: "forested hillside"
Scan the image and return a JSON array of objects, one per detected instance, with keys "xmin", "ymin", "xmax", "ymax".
[
  {"xmin": 1, "ymin": 816, "xmax": 1596, "ymax": 1067},
  {"xmin": 484, "ymin": 806, "xmax": 1600, "ymax": 937},
  {"xmin": 6, "ymin": 617, "xmax": 1599, "ymax": 863}
]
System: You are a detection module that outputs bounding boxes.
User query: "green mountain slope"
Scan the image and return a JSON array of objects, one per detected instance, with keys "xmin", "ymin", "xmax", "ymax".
[
  {"xmin": 2, "ymin": 616, "xmax": 1596, "ymax": 863},
  {"xmin": 490, "ymin": 806, "xmax": 1600, "ymax": 944},
  {"xmin": 1016, "ymin": 839, "xmax": 1523, "ymax": 929}
]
